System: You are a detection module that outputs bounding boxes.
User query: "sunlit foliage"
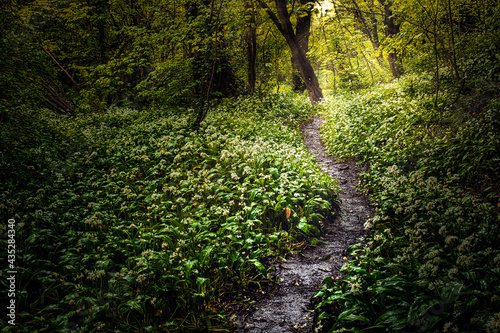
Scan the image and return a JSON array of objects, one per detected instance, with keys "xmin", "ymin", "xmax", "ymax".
[{"xmin": 314, "ymin": 77, "xmax": 500, "ymax": 332}]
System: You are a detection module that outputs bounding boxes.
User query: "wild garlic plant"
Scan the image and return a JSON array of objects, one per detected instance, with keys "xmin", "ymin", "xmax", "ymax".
[
  {"xmin": 315, "ymin": 77, "xmax": 500, "ymax": 332},
  {"xmin": 0, "ymin": 93, "xmax": 340, "ymax": 332}
]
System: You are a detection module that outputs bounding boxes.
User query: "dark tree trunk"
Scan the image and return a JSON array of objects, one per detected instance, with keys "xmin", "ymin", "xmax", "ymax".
[
  {"xmin": 245, "ymin": 0, "xmax": 257, "ymax": 94},
  {"xmin": 88, "ymin": 0, "xmax": 110, "ymax": 63},
  {"xmin": 369, "ymin": 9, "xmax": 384, "ymax": 62},
  {"xmin": 292, "ymin": 0, "xmax": 312, "ymax": 92},
  {"xmin": 446, "ymin": 0, "xmax": 460, "ymax": 83},
  {"xmin": 258, "ymin": 0, "xmax": 323, "ymax": 104},
  {"xmin": 382, "ymin": 1, "xmax": 403, "ymax": 78},
  {"xmin": 370, "ymin": 13, "xmax": 380, "ymax": 50}
]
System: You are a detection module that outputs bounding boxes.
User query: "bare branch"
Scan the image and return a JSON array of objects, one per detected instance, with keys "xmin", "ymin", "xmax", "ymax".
[{"xmin": 40, "ymin": 45, "xmax": 81, "ymax": 91}]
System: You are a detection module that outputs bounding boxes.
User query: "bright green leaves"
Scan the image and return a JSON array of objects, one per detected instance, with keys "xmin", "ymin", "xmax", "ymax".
[
  {"xmin": 296, "ymin": 216, "xmax": 319, "ymax": 236},
  {"xmin": 0, "ymin": 94, "xmax": 339, "ymax": 331},
  {"xmin": 315, "ymin": 77, "xmax": 500, "ymax": 333}
]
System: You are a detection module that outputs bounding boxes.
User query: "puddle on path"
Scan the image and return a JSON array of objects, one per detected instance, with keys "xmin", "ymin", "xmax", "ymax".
[{"xmin": 233, "ymin": 116, "xmax": 373, "ymax": 333}]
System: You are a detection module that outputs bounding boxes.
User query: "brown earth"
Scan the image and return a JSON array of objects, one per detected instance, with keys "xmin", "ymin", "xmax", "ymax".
[{"xmin": 232, "ymin": 116, "xmax": 373, "ymax": 332}]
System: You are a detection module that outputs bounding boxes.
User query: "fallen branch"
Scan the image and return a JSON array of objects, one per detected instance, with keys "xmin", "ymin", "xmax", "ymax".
[
  {"xmin": 41, "ymin": 79, "xmax": 75, "ymax": 115},
  {"xmin": 40, "ymin": 45, "xmax": 81, "ymax": 91}
]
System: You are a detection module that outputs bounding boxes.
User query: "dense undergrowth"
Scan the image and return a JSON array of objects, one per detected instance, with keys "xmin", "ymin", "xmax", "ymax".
[
  {"xmin": 314, "ymin": 76, "xmax": 500, "ymax": 332},
  {"xmin": 0, "ymin": 94, "xmax": 340, "ymax": 332}
]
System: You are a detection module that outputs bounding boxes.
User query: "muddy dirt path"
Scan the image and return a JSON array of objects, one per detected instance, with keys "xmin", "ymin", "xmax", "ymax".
[{"xmin": 234, "ymin": 116, "xmax": 373, "ymax": 332}]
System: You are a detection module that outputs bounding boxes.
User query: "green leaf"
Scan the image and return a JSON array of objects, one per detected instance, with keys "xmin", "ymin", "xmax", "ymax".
[{"xmin": 250, "ymin": 259, "xmax": 267, "ymax": 274}]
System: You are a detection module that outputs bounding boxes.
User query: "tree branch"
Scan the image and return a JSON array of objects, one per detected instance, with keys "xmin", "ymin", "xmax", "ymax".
[
  {"xmin": 256, "ymin": 0, "xmax": 285, "ymax": 35},
  {"xmin": 192, "ymin": 0, "xmax": 225, "ymax": 130},
  {"xmin": 41, "ymin": 79, "xmax": 75, "ymax": 115},
  {"xmin": 40, "ymin": 45, "xmax": 81, "ymax": 91}
]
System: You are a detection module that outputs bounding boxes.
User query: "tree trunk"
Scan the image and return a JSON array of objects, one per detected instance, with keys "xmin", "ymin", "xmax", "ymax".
[
  {"xmin": 350, "ymin": 0, "xmax": 373, "ymax": 46},
  {"xmin": 446, "ymin": 0, "xmax": 460, "ymax": 83},
  {"xmin": 258, "ymin": 0, "xmax": 323, "ymax": 104},
  {"xmin": 292, "ymin": 0, "xmax": 312, "ymax": 92},
  {"xmin": 245, "ymin": 0, "xmax": 257, "ymax": 94},
  {"xmin": 346, "ymin": 0, "xmax": 381, "ymax": 56},
  {"xmin": 369, "ymin": 12, "xmax": 380, "ymax": 50},
  {"xmin": 369, "ymin": 12, "xmax": 384, "ymax": 63},
  {"xmin": 382, "ymin": 1, "xmax": 403, "ymax": 78},
  {"xmin": 288, "ymin": 40, "xmax": 323, "ymax": 103}
]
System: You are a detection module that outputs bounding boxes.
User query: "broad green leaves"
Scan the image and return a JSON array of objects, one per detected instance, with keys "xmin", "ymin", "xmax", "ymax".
[
  {"xmin": 315, "ymin": 77, "xmax": 500, "ymax": 333},
  {"xmin": 0, "ymin": 94, "xmax": 339, "ymax": 331}
]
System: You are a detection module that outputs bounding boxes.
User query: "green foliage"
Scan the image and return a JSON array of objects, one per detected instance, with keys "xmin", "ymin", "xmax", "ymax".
[
  {"xmin": 321, "ymin": 75, "xmax": 500, "ymax": 188},
  {"xmin": 392, "ymin": 0, "xmax": 500, "ymax": 91},
  {"xmin": 312, "ymin": 11, "xmax": 391, "ymax": 93},
  {"xmin": 314, "ymin": 77, "xmax": 500, "ymax": 332},
  {"xmin": 0, "ymin": 2, "xmax": 46, "ymax": 114},
  {"xmin": 0, "ymin": 94, "xmax": 339, "ymax": 331},
  {"xmin": 6, "ymin": 0, "xmax": 248, "ymax": 109}
]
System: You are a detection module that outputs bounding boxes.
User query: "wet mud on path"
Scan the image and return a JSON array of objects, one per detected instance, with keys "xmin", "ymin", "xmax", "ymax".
[{"xmin": 234, "ymin": 116, "xmax": 373, "ymax": 332}]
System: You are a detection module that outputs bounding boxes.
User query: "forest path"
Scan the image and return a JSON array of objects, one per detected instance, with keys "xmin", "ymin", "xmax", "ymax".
[{"xmin": 234, "ymin": 116, "xmax": 373, "ymax": 332}]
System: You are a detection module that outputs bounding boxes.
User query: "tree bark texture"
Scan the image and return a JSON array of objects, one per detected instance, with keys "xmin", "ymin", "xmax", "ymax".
[
  {"xmin": 292, "ymin": 0, "xmax": 312, "ymax": 92},
  {"xmin": 382, "ymin": 1, "xmax": 403, "ymax": 78},
  {"xmin": 258, "ymin": 0, "xmax": 323, "ymax": 104}
]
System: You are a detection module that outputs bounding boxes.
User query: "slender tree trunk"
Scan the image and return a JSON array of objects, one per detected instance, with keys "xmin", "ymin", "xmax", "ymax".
[
  {"xmin": 332, "ymin": 0, "xmax": 354, "ymax": 75},
  {"xmin": 367, "ymin": 0, "xmax": 384, "ymax": 62},
  {"xmin": 245, "ymin": 0, "xmax": 257, "ymax": 94},
  {"xmin": 447, "ymin": 0, "xmax": 460, "ymax": 83},
  {"xmin": 347, "ymin": 0, "xmax": 381, "ymax": 55},
  {"xmin": 351, "ymin": 0, "xmax": 373, "ymax": 46},
  {"xmin": 192, "ymin": 0, "xmax": 224, "ymax": 130},
  {"xmin": 433, "ymin": 0, "xmax": 440, "ymax": 109},
  {"xmin": 382, "ymin": 1, "xmax": 403, "ymax": 78},
  {"xmin": 369, "ymin": 9, "xmax": 380, "ymax": 49}
]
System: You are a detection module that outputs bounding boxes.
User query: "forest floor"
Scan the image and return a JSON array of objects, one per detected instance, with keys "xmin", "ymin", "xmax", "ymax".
[{"xmin": 232, "ymin": 116, "xmax": 373, "ymax": 332}]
